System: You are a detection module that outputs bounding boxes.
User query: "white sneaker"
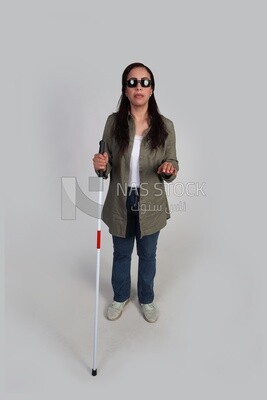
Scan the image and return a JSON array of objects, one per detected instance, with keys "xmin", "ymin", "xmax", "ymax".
[
  {"xmin": 140, "ymin": 303, "xmax": 159, "ymax": 323},
  {"xmin": 107, "ymin": 299, "xmax": 129, "ymax": 321}
]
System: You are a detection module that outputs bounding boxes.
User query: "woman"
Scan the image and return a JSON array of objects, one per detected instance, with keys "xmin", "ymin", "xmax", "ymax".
[{"xmin": 93, "ymin": 62, "xmax": 179, "ymax": 323}]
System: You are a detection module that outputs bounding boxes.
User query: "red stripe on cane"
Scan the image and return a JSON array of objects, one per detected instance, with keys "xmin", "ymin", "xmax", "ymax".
[{"xmin": 97, "ymin": 230, "xmax": 101, "ymax": 249}]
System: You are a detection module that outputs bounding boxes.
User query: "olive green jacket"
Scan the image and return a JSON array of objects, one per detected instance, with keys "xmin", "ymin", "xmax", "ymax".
[{"xmin": 99, "ymin": 113, "xmax": 179, "ymax": 238}]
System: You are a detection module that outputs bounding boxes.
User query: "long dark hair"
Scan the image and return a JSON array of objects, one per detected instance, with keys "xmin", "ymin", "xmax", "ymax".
[{"xmin": 112, "ymin": 62, "xmax": 168, "ymax": 155}]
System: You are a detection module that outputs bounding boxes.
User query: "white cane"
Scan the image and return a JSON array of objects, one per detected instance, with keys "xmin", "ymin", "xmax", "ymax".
[{"xmin": 92, "ymin": 139, "xmax": 105, "ymax": 376}]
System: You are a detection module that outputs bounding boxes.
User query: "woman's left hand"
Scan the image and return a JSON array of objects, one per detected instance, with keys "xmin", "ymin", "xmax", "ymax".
[{"xmin": 157, "ymin": 162, "xmax": 177, "ymax": 176}]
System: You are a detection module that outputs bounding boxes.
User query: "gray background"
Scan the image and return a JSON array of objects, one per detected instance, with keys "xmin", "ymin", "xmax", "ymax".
[{"xmin": 2, "ymin": 0, "xmax": 266, "ymax": 399}]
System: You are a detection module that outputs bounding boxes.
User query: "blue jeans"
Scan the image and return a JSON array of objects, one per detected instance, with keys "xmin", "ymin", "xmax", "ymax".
[{"xmin": 111, "ymin": 187, "xmax": 160, "ymax": 304}]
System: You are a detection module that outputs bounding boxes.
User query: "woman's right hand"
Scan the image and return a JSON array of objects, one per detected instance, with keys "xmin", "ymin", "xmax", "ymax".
[{"xmin": 92, "ymin": 152, "xmax": 109, "ymax": 172}]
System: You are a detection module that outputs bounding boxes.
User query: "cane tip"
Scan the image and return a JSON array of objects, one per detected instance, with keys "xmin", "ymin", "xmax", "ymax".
[{"xmin": 92, "ymin": 369, "xmax": 97, "ymax": 376}]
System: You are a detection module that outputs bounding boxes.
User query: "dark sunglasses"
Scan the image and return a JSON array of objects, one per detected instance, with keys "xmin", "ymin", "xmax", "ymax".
[{"xmin": 126, "ymin": 78, "xmax": 152, "ymax": 88}]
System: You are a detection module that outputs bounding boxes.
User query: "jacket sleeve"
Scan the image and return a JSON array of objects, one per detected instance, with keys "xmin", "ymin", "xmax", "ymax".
[
  {"xmin": 95, "ymin": 114, "xmax": 114, "ymax": 179},
  {"xmin": 161, "ymin": 119, "xmax": 179, "ymax": 183}
]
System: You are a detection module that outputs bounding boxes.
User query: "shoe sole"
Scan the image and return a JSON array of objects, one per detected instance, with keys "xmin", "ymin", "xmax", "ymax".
[
  {"xmin": 143, "ymin": 314, "xmax": 158, "ymax": 323},
  {"xmin": 107, "ymin": 299, "xmax": 130, "ymax": 321}
]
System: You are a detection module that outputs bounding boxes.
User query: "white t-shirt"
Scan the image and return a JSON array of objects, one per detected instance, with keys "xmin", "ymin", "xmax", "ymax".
[{"xmin": 128, "ymin": 135, "xmax": 143, "ymax": 187}]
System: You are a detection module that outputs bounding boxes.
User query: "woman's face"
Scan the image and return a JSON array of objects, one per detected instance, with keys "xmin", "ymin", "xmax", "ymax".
[{"xmin": 125, "ymin": 67, "xmax": 153, "ymax": 108}]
